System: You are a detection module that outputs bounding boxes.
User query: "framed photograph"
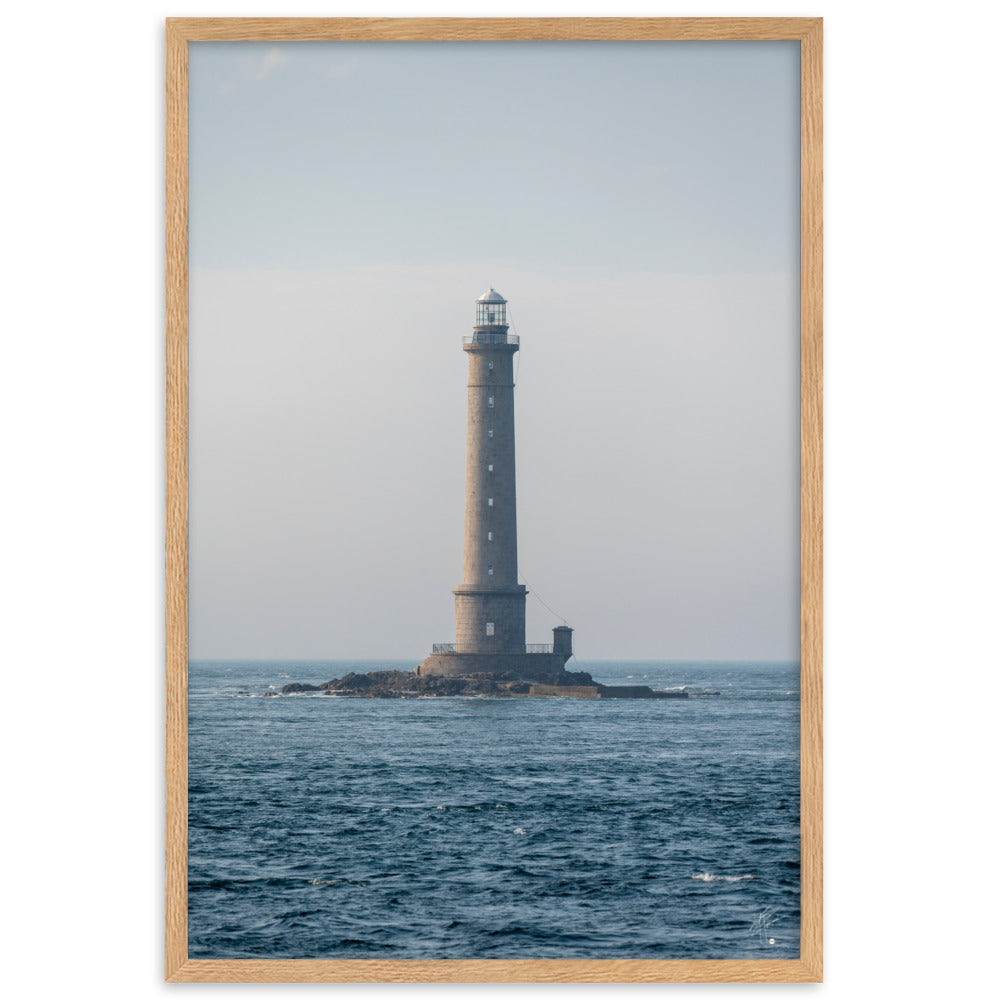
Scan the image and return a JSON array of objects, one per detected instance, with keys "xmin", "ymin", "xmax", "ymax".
[{"xmin": 166, "ymin": 17, "xmax": 822, "ymax": 983}]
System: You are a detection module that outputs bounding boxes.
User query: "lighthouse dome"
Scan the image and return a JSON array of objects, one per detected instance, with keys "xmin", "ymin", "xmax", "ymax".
[{"xmin": 477, "ymin": 287, "xmax": 506, "ymax": 304}]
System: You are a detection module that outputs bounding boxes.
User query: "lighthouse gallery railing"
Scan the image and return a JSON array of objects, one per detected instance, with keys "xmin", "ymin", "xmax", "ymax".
[
  {"xmin": 463, "ymin": 333, "xmax": 519, "ymax": 346},
  {"xmin": 431, "ymin": 642, "xmax": 553, "ymax": 654}
]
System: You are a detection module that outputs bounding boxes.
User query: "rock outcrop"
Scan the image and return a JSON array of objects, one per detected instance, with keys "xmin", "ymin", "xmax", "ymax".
[{"xmin": 279, "ymin": 668, "xmax": 688, "ymax": 699}]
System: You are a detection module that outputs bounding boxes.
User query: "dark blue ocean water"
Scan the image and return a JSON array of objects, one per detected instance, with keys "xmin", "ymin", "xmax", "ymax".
[{"xmin": 188, "ymin": 660, "xmax": 799, "ymax": 959}]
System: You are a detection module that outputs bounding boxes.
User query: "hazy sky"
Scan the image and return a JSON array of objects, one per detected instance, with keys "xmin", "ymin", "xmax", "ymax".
[{"xmin": 188, "ymin": 41, "xmax": 800, "ymax": 661}]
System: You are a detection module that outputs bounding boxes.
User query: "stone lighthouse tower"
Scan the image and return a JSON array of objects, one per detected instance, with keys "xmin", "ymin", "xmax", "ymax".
[
  {"xmin": 453, "ymin": 288, "xmax": 526, "ymax": 653},
  {"xmin": 418, "ymin": 289, "xmax": 573, "ymax": 679}
]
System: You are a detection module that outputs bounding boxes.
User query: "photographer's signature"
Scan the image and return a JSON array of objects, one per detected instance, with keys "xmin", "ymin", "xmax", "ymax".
[{"xmin": 748, "ymin": 907, "xmax": 777, "ymax": 946}]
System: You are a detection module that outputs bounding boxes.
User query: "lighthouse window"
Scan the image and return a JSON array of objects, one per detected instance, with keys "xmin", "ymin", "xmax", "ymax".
[
  {"xmin": 486, "ymin": 622, "xmax": 495, "ymax": 636},
  {"xmin": 488, "ymin": 564, "xmax": 494, "ymax": 575},
  {"xmin": 488, "ymin": 498, "xmax": 494, "ymax": 507},
  {"xmin": 487, "ymin": 396, "xmax": 494, "ymax": 408},
  {"xmin": 488, "ymin": 429, "xmax": 493, "ymax": 438}
]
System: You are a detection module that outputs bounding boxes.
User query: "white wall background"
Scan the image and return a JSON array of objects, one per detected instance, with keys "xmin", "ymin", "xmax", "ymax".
[{"xmin": 3, "ymin": 1, "xmax": 997, "ymax": 995}]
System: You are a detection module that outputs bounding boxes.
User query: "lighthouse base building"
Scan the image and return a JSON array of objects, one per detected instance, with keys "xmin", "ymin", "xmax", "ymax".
[
  {"xmin": 417, "ymin": 289, "xmax": 573, "ymax": 680},
  {"xmin": 417, "ymin": 626, "xmax": 574, "ymax": 679}
]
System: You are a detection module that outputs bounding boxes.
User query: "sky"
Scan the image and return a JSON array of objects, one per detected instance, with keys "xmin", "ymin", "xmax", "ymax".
[{"xmin": 188, "ymin": 40, "xmax": 801, "ymax": 661}]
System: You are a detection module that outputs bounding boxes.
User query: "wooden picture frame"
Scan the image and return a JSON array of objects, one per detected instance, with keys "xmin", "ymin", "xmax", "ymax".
[{"xmin": 166, "ymin": 16, "xmax": 822, "ymax": 983}]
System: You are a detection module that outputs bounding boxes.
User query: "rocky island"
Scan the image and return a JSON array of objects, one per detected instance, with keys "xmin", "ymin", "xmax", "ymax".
[{"xmin": 279, "ymin": 667, "xmax": 691, "ymax": 699}]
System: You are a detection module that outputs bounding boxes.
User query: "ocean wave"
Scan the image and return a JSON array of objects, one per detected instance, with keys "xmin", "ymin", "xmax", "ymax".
[
  {"xmin": 691, "ymin": 873, "xmax": 754, "ymax": 882},
  {"xmin": 308, "ymin": 877, "xmax": 371, "ymax": 887}
]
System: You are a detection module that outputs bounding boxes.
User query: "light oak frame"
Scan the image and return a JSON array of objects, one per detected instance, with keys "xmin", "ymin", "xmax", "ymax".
[{"xmin": 166, "ymin": 16, "xmax": 822, "ymax": 983}]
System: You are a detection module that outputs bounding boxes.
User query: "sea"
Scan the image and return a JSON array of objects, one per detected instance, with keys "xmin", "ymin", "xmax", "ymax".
[{"xmin": 188, "ymin": 659, "xmax": 800, "ymax": 960}]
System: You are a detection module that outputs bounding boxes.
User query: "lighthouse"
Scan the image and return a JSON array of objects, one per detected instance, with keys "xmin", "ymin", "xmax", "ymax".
[
  {"xmin": 418, "ymin": 290, "xmax": 573, "ymax": 679},
  {"xmin": 454, "ymin": 288, "xmax": 526, "ymax": 653}
]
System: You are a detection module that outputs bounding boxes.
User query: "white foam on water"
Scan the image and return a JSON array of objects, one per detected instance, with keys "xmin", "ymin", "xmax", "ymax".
[
  {"xmin": 692, "ymin": 873, "xmax": 754, "ymax": 882},
  {"xmin": 514, "ymin": 827, "xmax": 527, "ymax": 836}
]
